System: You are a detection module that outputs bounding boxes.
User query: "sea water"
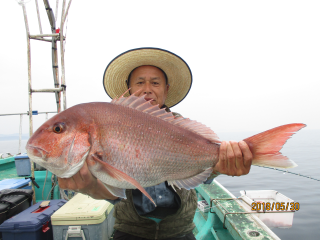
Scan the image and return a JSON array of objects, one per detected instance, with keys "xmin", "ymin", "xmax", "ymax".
[
  {"xmin": 217, "ymin": 129, "xmax": 320, "ymax": 239},
  {"xmin": 0, "ymin": 130, "xmax": 319, "ymax": 239},
  {"xmin": 0, "ymin": 139, "xmax": 28, "ymax": 155}
]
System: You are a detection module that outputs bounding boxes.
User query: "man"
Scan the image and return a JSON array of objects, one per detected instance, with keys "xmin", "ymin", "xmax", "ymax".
[{"xmin": 59, "ymin": 48, "xmax": 253, "ymax": 239}]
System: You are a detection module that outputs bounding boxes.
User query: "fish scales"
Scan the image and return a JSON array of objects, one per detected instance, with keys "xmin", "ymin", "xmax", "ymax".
[{"xmin": 87, "ymin": 102, "xmax": 219, "ymax": 188}]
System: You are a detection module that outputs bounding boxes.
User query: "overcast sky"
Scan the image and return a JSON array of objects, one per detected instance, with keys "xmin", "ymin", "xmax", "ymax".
[{"xmin": 1, "ymin": 0, "xmax": 319, "ymax": 140}]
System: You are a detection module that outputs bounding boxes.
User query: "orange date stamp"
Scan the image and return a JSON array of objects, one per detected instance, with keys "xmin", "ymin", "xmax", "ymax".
[{"xmin": 251, "ymin": 202, "xmax": 300, "ymax": 211}]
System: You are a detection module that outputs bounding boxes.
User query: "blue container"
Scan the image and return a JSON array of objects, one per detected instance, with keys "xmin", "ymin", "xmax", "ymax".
[
  {"xmin": 0, "ymin": 199, "xmax": 67, "ymax": 240},
  {"xmin": 14, "ymin": 153, "xmax": 31, "ymax": 176},
  {"xmin": 0, "ymin": 178, "xmax": 31, "ymax": 190}
]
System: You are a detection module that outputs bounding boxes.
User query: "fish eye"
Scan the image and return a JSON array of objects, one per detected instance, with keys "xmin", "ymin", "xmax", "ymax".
[{"xmin": 53, "ymin": 122, "xmax": 65, "ymax": 134}]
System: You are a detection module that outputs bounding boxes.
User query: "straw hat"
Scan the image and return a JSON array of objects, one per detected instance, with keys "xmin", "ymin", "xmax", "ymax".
[{"xmin": 103, "ymin": 47, "xmax": 192, "ymax": 108}]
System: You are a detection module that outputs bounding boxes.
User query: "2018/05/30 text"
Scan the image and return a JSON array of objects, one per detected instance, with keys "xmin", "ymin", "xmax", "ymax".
[{"xmin": 251, "ymin": 202, "xmax": 300, "ymax": 211}]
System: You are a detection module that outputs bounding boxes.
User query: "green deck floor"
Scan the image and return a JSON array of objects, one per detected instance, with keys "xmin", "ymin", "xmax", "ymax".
[
  {"xmin": 0, "ymin": 165, "xmax": 22, "ymax": 180},
  {"xmin": 0, "ymin": 157, "xmax": 23, "ymax": 180}
]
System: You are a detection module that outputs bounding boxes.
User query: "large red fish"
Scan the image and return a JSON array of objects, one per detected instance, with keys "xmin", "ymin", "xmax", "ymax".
[{"xmin": 26, "ymin": 93, "xmax": 305, "ymax": 205}]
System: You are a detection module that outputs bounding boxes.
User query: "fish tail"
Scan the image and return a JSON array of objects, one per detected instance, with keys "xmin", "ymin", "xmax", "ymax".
[{"xmin": 243, "ymin": 123, "xmax": 306, "ymax": 168}]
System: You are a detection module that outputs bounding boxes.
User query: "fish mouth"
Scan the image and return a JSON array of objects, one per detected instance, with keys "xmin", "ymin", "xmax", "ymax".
[
  {"xmin": 26, "ymin": 145, "xmax": 49, "ymax": 161},
  {"xmin": 27, "ymin": 135, "xmax": 90, "ymax": 178},
  {"xmin": 27, "ymin": 148, "xmax": 90, "ymax": 178},
  {"xmin": 26, "ymin": 144, "xmax": 71, "ymax": 173},
  {"xmin": 144, "ymin": 98, "xmax": 154, "ymax": 102}
]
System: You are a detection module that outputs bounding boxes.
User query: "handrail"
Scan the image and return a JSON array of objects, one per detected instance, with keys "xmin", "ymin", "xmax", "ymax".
[
  {"xmin": 0, "ymin": 111, "xmax": 57, "ymax": 154},
  {"xmin": 195, "ymin": 181, "xmax": 280, "ymax": 240},
  {"xmin": 0, "ymin": 111, "xmax": 57, "ymax": 116}
]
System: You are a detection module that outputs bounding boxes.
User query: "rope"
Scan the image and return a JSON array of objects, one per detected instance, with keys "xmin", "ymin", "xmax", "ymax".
[
  {"xmin": 256, "ymin": 166, "xmax": 320, "ymax": 182},
  {"xmin": 42, "ymin": 170, "xmax": 48, "ymax": 200},
  {"xmin": 46, "ymin": 178, "xmax": 57, "ymax": 200}
]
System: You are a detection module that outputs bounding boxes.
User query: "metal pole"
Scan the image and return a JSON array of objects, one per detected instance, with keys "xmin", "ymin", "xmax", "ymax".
[
  {"xmin": 60, "ymin": 0, "xmax": 72, "ymax": 110},
  {"xmin": 30, "ymin": 33, "xmax": 60, "ymax": 37},
  {"xmin": 60, "ymin": 0, "xmax": 67, "ymax": 110},
  {"xmin": 21, "ymin": 3, "xmax": 36, "ymax": 205},
  {"xmin": 21, "ymin": 4, "xmax": 32, "ymax": 139},
  {"xmin": 55, "ymin": 0, "xmax": 59, "ymax": 23},
  {"xmin": 32, "ymin": 87, "xmax": 63, "ymax": 92},
  {"xmin": 43, "ymin": 0, "xmax": 61, "ymax": 113},
  {"xmin": 28, "ymin": 37, "xmax": 52, "ymax": 42},
  {"xmin": 52, "ymin": 36, "xmax": 61, "ymax": 113},
  {"xmin": 0, "ymin": 111, "xmax": 56, "ymax": 116},
  {"xmin": 35, "ymin": 0, "xmax": 43, "ymax": 34},
  {"xmin": 18, "ymin": 114, "xmax": 23, "ymax": 154}
]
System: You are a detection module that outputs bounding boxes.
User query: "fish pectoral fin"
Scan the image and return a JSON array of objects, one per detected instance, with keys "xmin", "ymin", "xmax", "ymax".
[
  {"xmin": 168, "ymin": 167, "xmax": 213, "ymax": 190},
  {"xmin": 91, "ymin": 154, "xmax": 157, "ymax": 207},
  {"xmin": 102, "ymin": 183, "xmax": 127, "ymax": 199}
]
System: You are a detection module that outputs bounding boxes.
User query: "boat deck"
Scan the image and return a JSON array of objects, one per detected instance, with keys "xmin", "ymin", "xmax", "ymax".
[{"xmin": 0, "ymin": 157, "xmax": 22, "ymax": 181}]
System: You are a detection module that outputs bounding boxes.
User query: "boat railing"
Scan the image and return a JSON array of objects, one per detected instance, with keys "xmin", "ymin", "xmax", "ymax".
[
  {"xmin": 0, "ymin": 111, "xmax": 56, "ymax": 154},
  {"xmin": 0, "ymin": 153, "xmax": 14, "ymax": 159},
  {"xmin": 195, "ymin": 180, "xmax": 281, "ymax": 240}
]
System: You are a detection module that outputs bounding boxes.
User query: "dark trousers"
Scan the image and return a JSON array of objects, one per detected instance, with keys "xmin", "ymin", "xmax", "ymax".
[{"xmin": 113, "ymin": 230, "xmax": 196, "ymax": 240}]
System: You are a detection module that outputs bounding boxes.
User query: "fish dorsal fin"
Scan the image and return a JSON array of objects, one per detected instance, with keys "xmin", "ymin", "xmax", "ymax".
[{"xmin": 112, "ymin": 94, "xmax": 220, "ymax": 143}]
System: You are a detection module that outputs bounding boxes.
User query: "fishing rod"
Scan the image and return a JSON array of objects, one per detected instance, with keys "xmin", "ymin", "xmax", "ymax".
[{"xmin": 257, "ymin": 166, "xmax": 320, "ymax": 182}]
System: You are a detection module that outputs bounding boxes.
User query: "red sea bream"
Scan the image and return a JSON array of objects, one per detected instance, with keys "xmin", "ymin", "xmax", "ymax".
[{"xmin": 26, "ymin": 93, "xmax": 306, "ymax": 205}]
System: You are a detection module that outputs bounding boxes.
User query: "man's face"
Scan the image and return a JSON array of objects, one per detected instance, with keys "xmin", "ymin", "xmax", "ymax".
[{"xmin": 129, "ymin": 65, "xmax": 169, "ymax": 107}]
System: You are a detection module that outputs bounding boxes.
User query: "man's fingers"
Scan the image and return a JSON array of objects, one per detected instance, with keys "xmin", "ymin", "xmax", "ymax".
[
  {"xmin": 239, "ymin": 141, "xmax": 253, "ymax": 168},
  {"xmin": 58, "ymin": 177, "xmax": 67, "ymax": 189},
  {"xmin": 215, "ymin": 140, "xmax": 253, "ymax": 177},
  {"xmin": 58, "ymin": 161, "xmax": 94, "ymax": 192},
  {"xmin": 57, "ymin": 161, "xmax": 115, "ymax": 200},
  {"xmin": 230, "ymin": 141, "xmax": 244, "ymax": 171},
  {"xmin": 75, "ymin": 161, "xmax": 90, "ymax": 183},
  {"xmin": 58, "ymin": 176, "xmax": 76, "ymax": 190},
  {"xmin": 218, "ymin": 141, "xmax": 228, "ymax": 172},
  {"xmin": 79, "ymin": 160, "xmax": 95, "ymax": 180},
  {"xmin": 226, "ymin": 141, "xmax": 236, "ymax": 176}
]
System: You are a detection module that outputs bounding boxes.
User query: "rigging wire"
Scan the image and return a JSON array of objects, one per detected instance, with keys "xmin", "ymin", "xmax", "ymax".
[{"xmin": 256, "ymin": 166, "xmax": 320, "ymax": 182}]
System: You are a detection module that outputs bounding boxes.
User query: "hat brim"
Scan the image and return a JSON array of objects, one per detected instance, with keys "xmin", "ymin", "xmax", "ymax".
[{"xmin": 103, "ymin": 47, "xmax": 192, "ymax": 108}]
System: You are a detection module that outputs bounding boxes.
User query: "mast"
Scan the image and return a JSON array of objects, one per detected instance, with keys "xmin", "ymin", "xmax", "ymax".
[{"xmin": 17, "ymin": 0, "xmax": 72, "ymax": 204}]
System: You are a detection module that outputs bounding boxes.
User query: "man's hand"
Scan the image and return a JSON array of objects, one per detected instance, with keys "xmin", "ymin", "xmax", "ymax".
[
  {"xmin": 214, "ymin": 140, "xmax": 253, "ymax": 176},
  {"xmin": 58, "ymin": 161, "xmax": 118, "ymax": 200}
]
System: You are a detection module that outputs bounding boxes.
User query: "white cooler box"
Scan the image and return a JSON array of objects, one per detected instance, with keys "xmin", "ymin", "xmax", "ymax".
[
  {"xmin": 239, "ymin": 190, "xmax": 295, "ymax": 229},
  {"xmin": 51, "ymin": 193, "xmax": 115, "ymax": 240}
]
